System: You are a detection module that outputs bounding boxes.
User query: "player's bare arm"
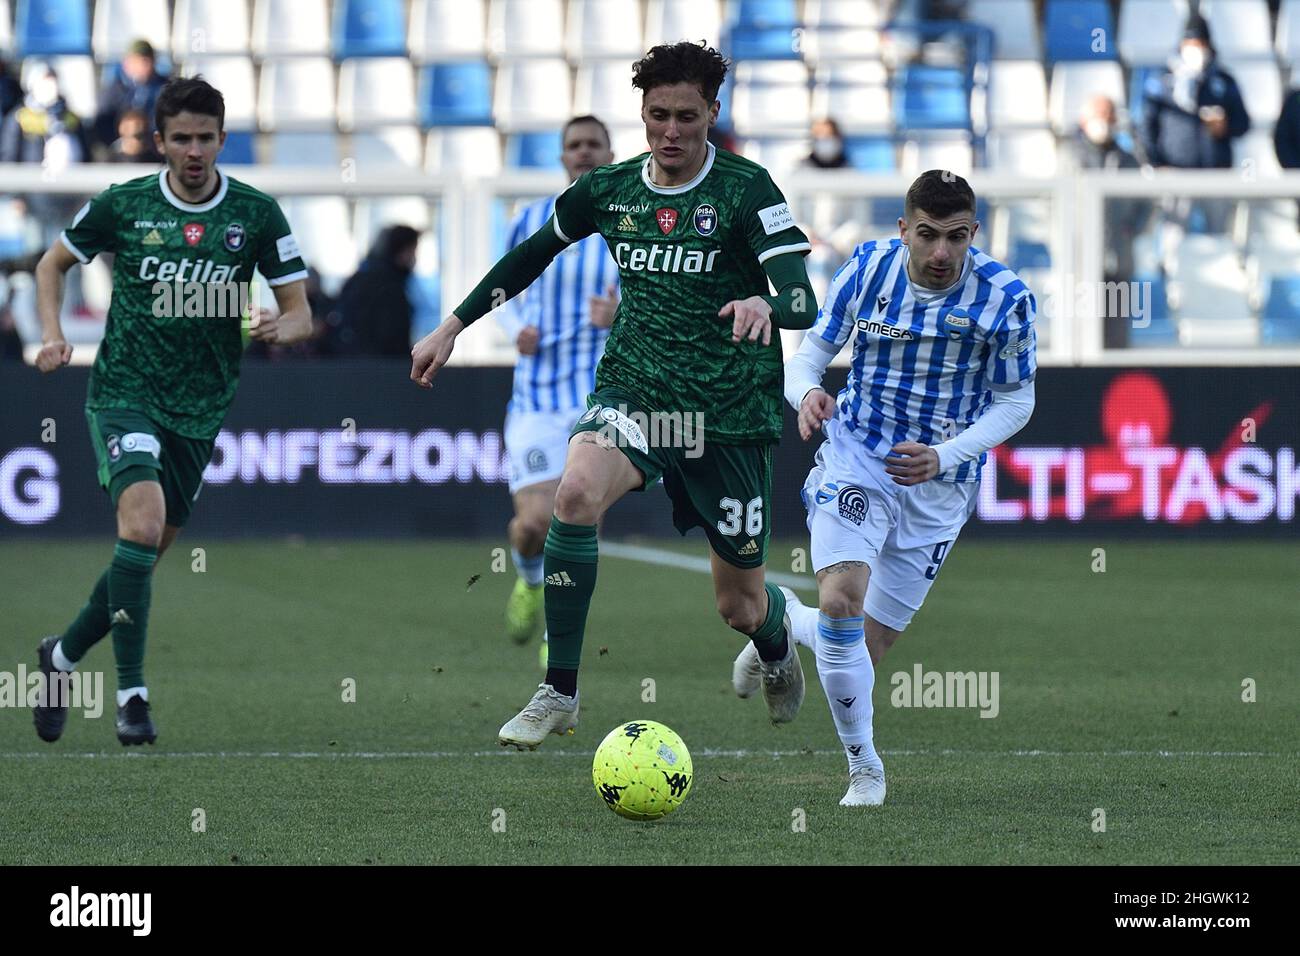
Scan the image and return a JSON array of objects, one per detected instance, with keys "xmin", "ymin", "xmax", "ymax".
[
  {"xmin": 248, "ymin": 279, "xmax": 312, "ymax": 345},
  {"xmin": 410, "ymin": 314, "xmax": 464, "ymax": 387},
  {"xmin": 33, "ymin": 240, "xmax": 81, "ymax": 372},
  {"xmin": 798, "ymin": 388, "xmax": 837, "ymax": 441}
]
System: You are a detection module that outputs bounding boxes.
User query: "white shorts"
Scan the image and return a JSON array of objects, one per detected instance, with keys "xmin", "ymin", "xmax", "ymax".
[
  {"xmin": 504, "ymin": 408, "xmax": 582, "ymax": 495},
  {"xmin": 801, "ymin": 419, "xmax": 978, "ymax": 632}
]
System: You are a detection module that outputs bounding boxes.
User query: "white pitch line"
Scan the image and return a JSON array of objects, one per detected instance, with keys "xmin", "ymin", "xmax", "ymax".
[
  {"xmin": 0, "ymin": 749, "xmax": 1288, "ymax": 760},
  {"xmin": 600, "ymin": 541, "xmax": 816, "ymax": 592}
]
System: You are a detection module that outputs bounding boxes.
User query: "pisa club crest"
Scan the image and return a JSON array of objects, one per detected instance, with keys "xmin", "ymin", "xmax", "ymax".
[
  {"xmin": 656, "ymin": 208, "xmax": 678, "ymax": 234},
  {"xmin": 694, "ymin": 203, "xmax": 717, "ymax": 236},
  {"xmin": 183, "ymin": 223, "xmax": 205, "ymax": 246}
]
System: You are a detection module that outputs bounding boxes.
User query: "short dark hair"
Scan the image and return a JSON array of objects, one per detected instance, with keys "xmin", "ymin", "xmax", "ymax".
[
  {"xmin": 563, "ymin": 114, "xmax": 611, "ymax": 149},
  {"xmin": 631, "ymin": 41, "xmax": 730, "ymax": 105},
  {"xmin": 155, "ymin": 76, "xmax": 224, "ymax": 137},
  {"xmin": 905, "ymin": 170, "xmax": 977, "ymax": 221}
]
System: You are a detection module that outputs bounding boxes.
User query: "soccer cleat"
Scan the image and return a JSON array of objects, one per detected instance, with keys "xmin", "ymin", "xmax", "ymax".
[
  {"xmin": 505, "ymin": 577, "xmax": 545, "ymax": 645},
  {"xmin": 759, "ymin": 632, "xmax": 805, "ymax": 724},
  {"xmin": 497, "ymin": 683, "xmax": 579, "ymax": 751},
  {"xmin": 116, "ymin": 694, "xmax": 157, "ymax": 746},
  {"xmin": 839, "ymin": 764, "xmax": 887, "ymax": 806},
  {"xmin": 33, "ymin": 636, "xmax": 69, "ymax": 743},
  {"xmin": 732, "ymin": 641, "xmax": 761, "ymax": 699}
]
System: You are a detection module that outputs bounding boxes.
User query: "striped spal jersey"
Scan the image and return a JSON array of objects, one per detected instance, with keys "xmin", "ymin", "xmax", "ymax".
[
  {"xmin": 497, "ymin": 195, "xmax": 617, "ymax": 413},
  {"xmin": 810, "ymin": 238, "xmax": 1037, "ymax": 482}
]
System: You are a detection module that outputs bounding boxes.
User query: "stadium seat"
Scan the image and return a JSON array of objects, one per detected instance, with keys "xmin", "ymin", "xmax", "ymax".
[
  {"xmin": 423, "ymin": 126, "xmax": 502, "ymax": 174},
  {"xmin": 1260, "ymin": 276, "xmax": 1300, "ymax": 342},
  {"xmin": 1227, "ymin": 61, "xmax": 1282, "ymax": 131},
  {"xmin": 610, "ymin": 126, "xmax": 648, "ymax": 160},
  {"xmin": 251, "ymin": 0, "xmax": 329, "ymax": 57},
  {"xmin": 1127, "ymin": 276, "xmax": 1180, "ymax": 346},
  {"xmin": 573, "ymin": 61, "xmax": 644, "ymax": 126},
  {"xmin": 172, "ymin": 0, "xmax": 250, "ymax": 58},
  {"xmin": 1201, "ymin": 0, "xmax": 1272, "ymax": 62},
  {"xmin": 731, "ymin": 61, "xmax": 810, "ymax": 137},
  {"xmin": 276, "ymin": 197, "xmax": 357, "ymax": 291},
  {"xmin": 493, "ymin": 60, "xmax": 573, "ymax": 131},
  {"xmin": 900, "ymin": 135, "xmax": 973, "ymax": 175},
  {"xmin": 800, "ymin": 25, "xmax": 882, "ymax": 63},
  {"xmin": 894, "ymin": 65, "xmax": 969, "ymax": 130},
  {"xmin": 257, "ymin": 58, "xmax": 337, "ymax": 131},
  {"xmin": 566, "ymin": 0, "xmax": 643, "ymax": 60},
  {"xmin": 332, "ymin": 0, "xmax": 405, "ymax": 59},
  {"xmin": 504, "ymin": 129, "xmax": 563, "ymax": 168},
  {"xmin": 0, "ymin": 1, "xmax": 12, "ymax": 57},
  {"xmin": 338, "ymin": 58, "xmax": 416, "ymax": 130},
  {"xmin": 268, "ymin": 132, "xmax": 339, "ymax": 166},
  {"xmin": 21, "ymin": 54, "xmax": 95, "ymax": 119},
  {"xmin": 804, "ymin": 0, "xmax": 883, "ymax": 26},
  {"xmin": 1009, "ymin": 238, "xmax": 1051, "ymax": 271},
  {"xmin": 987, "ymin": 61, "xmax": 1049, "ymax": 129},
  {"xmin": 220, "ymin": 130, "xmax": 257, "ymax": 164},
  {"xmin": 645, "ymin": 0, "xmax": 722, "ymax": 48},
  {"xmin": 1116, "ymin": 0, "xmax": 1188, "ymax": 66},
  {"xmin": 351, "ymin": 126, "xmax": 424, "ymax": 168},
  {"xmin": 1170, "ymin": 234, "xmax": 1253, "ymax": 325},
  {"xmin": 181, "ymin": 57, "xmax": 257, "ymax": 128},
  {"xmin": 353, "ymin": 196, "xmax": 432, "ymax": 253},
  {"xmin": 92, "ymin": 0, "xmax": 169, "ymax": 62},
  {"xmin": 1043, "ymin": 1, "xmax": 1116, "ymax": 63},
  {"xmin": 487, "ymin": 0, "xmax": 565, "ymax": 59},
  {"xmin": 844, "ymin": 135, "xmax": 896, "ymax": 171},
  {"xmin": 15, "ymin": 0, "xmax": 89, "ymax": 56},
  {"xmin": 409, "ymin": 0, "xmax": 486, "ymax": 61},
  {"xmin": 1278, "ymin": 0, "xmax": 1300, "ymax": 66},
  {"xmin": 729, "ymin": 27, "xmax": 800, "ymax": 61},
  {"xmin": 967, "ymin": 0, "xmax": 1042, "ymax": 60},
  {"xmin": 985, "ymin": 130, "xmax": 1058, "ymax": 176},
  {"xmin": 739, "ymin": 136, "xmax": 810, "ymax": 175},
  {"xmin": 811, "ymin": 62, "xmax": 891, "ymax": 133},
  {"xmin": 418, "ymin": 62, "xmax": 493, "ymax": 126},
  {"xmin": 1048, "ymin": 61, "xmax": 1125, "ymax": 135},
  {"xmin": 1235, "ymin": 132, "xmax": 1283, "ymax": 177}
]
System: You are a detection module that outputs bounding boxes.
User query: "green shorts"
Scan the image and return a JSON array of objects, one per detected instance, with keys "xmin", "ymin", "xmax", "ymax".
[
  {"xmin": 571, "ymin": 388, "xmax": 773, "ymax": 569},
  {"xmin": 85, "ymin": 406, "xmax": 215, "ymax": 528}
]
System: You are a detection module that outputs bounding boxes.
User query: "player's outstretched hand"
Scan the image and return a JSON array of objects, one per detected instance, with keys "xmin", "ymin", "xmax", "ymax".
[
  {"xmin": 410, "ymin": 318, "xmax": 461, "ymax": 388},
  {"xmin": 885, "ymin": 441, "xmax": 940, "ymax": 485},
  {"xmin": 719, "ymin": 295, "xmax": 772, "ymax": 346},
  {"xmin": 35, "ymin": 339, "xmax": 73, "ymax": 373},
  {"xmin": 798, "ymin": 388, "xmax": 836, "ymax": 441}
]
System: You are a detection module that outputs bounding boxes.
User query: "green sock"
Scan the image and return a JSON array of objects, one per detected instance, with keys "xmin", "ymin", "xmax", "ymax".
[
  {"xmin": 108, "ymin": 539, "xmax": 157, "ymax": 690},
  {"xmin": 750, "ymin": 583, "xmax": 789, "ymax": 663},
  {"xmin": 58, "ymin": 569, "xmax": 111, "ymax": 663},
  {"xmin": 542, "ymin": 517, "xmax": 599, "ymax": 683}
]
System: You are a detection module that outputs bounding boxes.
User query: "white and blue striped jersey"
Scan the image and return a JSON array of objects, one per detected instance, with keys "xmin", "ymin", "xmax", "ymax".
[
  {"xmin": 497, "ymin": 195, "xmax": 617, "ymax": 413},
  {"xmin": 810, "ymin": 238, "xmax": 1037, "ymax": 483}
]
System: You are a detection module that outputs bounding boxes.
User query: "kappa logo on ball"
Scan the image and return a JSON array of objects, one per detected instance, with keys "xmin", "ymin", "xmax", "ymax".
[
  {"xmin": 183, "ymin": 223, "xmax": 205, "ymax": 246},
  {"xmin": 693, "ymin": 203, "xmax": 717, "ymax": 237},
  {"xmin": 837, "ymin": 485, "xmax": 868, "ymax": 525},
  {"xmin": 655, "ymin": 207, "xmax": 678, "ymax": 234}
]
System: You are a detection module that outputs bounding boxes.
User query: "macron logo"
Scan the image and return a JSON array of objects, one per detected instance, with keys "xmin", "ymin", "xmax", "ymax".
[
  {"xmin": 50, "ymin": 886, "xmax": 151, "ymax": 936},
  {"xmin": 545, "ymin": 571, "xmax": 576, "ymax": 587}
]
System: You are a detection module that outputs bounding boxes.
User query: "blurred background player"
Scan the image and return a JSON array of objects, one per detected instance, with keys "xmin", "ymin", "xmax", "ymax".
[
  {"xmin": 411, "ymin": 42, "xmax": 818, "ymax": 749},
  {"xmin": 735, "ymin": 171, "xmax": 1037, "ymax": 806},
  {"xmin": 496, "ymin": 115, "xmax": 619, "ymax": 651},
  {"xmin": 30, "ymin": 76, "xmax": 312, "ymax": 746}
]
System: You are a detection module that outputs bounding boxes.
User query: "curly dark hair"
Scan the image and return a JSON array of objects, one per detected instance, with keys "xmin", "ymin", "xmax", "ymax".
[
  {"xmin": 905, "ymin": 170, "xmax": 976, "ymax": 221},
  {"xmin": 631, "ymin": 41, "xmax": 730, "ymax": 104},
  {"xmin": 155, "ymin": 75, "xmax": 225, "ymax": 136}
]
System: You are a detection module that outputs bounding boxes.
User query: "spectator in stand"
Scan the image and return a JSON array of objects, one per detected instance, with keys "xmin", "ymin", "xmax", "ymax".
[
  {"xmin": 804, "ymin": 117, "xmax": 849, "ymax": 169},
  {"xmin": 1274, "ymin": 89, "xmax": 1300, "ymax": 227},
  {"xmin": 330, "ymin": 225, "xmax": 422, "ymax": 356},
  {"xmin": 107, "ymin": 108, "xmax": 162, "ymax": 163},
  {"xmin": 93, "ymin": 39, "xmax": 168, "ymax": 152}
]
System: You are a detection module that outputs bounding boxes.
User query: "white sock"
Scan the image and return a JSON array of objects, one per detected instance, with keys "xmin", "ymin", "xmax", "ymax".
[
  {"xmin": 512, "ymin": 549, "xmax": 545, "ymax": 587},
  {"xmin": 52, "ymin": 641, "xmax": 77, "ymax": 672},
  {"xmin": 786, "ymin": 596, "xmax": 820, "ymax": 652},
  {"xmin": 117, "ymin": 686, "xmax": 148, "ymax": 707},
  {"xmin": 814, "ymin": 613, "xmax": 880, "ymax": 775}
]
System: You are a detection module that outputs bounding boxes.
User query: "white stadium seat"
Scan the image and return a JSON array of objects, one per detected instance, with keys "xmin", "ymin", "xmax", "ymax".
[
  {"xmin": 967, "ymin": 0, "xmax": 1041, "ymax": 60},
  {"xmin": 268, "ymin": 132, "xmax": 339, "ymax": 166},
  {"xmin": 0, "ymin": 0, "xmax": 13, "ymax": 56},
  {"xmin": 573, "ymin": 61, "xmax": 644, "ymax": 125},
  {"xmin": 251, "ymin": 0, "xmax": 330, "ymax": 57},
  {"xmin": 172, "ymin": 0, "xmax": 251, "ymax": 58},
  {"xmin": 804, "ymin": 0, "xmax": 884, "ymax": 27},
  {"xmin": 424, "ymin": 127, "xmax": 503, "ymax": 175},
  {"xmin": 1278, "ymin": 0, "xmax": 1300, "ymax": 66},
  {"xmin": 276, "ymin": 197, "xmax": 357, "ymax": 290},
  {"xmin": 1222, "ymin": 61, "xmax": 1282, "ymax": 130},
  {"xmin": 566, "ymin": 0, "xmax": 643, "ymax": 60},
  {"xmin": 353, "ymin": 197, "xmax": 433, "ymax": 254},
  {"xmin": 986, "ymin": 130, "xmax": 1058, "ymax": 177},
  {"xmin": 1200, "ymin": 0, "xmax": 1273, "ymax": 62},
  {"xmin": 487, "ymin": 0, "xmax": 565, "ymax": 59},
  {"xmin": 338, "ymin": 58, "xmax": 417, "ymax": 131},
  {"xmin": 739, "ymin": 137, "xmax": 811, "ymax": 177},
  {"xmin": 811, "ymin": 62, "xmax": 891, "ymax": 133},
  {"xmin": 1049, "ymin": 61, "xmax": 1126, "ymax": 135},
  {"xmin": 610, "ymin": 126, "xmax": 648, "ymax": 161},
  {"xmin": 180, "ymin": 57, "xmax": 257, "ymax": 128},
  {"xmin": 1117, "ymin": 0, "xmax": 1188, "ymax": 66},
  {"xmin": 645, "ymin": 0, "xmax": 722, "ymax": 48},
  {"xmin": 22, "ymin": 56, "xmax": 96, "ymax": 121},
  {"xmin": 409, "ymin": 0, "xmax": 486, "ymax": 61},
  {"xmin": 351, "ymin": 126, "xmax": 424, "ymax": 169},
  {"xmin": 795, "ymin": 0, "xmax": 885, "ymax": 62},
  {"xmin": 493, "ymin": 59, "xmax": 572, "ymax": 131},
  {"xmin": 93, "ymin": 0, "xmax": 170, "ymax": 62},
  {"xmin": 258, "ymin": 58, "xmax": 337, "ymax": 131},
  {"xmin": 731, "ymin": 62, "xmax": 811, "ymax": 137},
  {"xmin": 900, "ymin": 135, "xmax": 973, "ymax": 175},
  {"xmin": 988, "ymin": 60, "xmax": 1049, "ymax": 128},
  {"xmin": 1235, "ymin": 131, "xmax": 1283, "ymax": 177}
]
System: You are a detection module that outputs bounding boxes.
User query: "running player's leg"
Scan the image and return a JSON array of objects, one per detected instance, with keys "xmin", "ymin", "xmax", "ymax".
[
  {"xmin": 505, "ymin": 478, "xmax": 559, "ymax": 643},
  {"xmin": 863, "ymin": 536, "xmax": 959, "ymax": 664}
]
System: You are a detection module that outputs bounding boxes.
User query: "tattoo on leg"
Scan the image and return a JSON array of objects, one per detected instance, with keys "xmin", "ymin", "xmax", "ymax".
[{"xmin": 822, "ymin": 560, "xmax": 868, "ymax": 575}]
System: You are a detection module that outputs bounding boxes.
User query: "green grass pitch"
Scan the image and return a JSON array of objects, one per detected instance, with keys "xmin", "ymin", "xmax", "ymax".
[{"xmin": 1, "ymin": 538, "xmax": 1295, "ymax": 865}]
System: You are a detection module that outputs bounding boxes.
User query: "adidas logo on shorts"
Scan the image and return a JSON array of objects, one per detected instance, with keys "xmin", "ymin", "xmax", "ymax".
[
  {"xmin": 545, "ymin": 571, "xmax": 576, "ymax": 587},
  {"xmin": 737, "ymin": 540, "xmax": 759, "ymax": 557}
]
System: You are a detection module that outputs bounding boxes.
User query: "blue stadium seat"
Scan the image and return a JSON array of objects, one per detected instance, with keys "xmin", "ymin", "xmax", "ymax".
[
  {"xmin": 843, "ymin": 136, "xmax": 895, "ymax": 171},
  {"xmin": 1128, "ymin": 275, "xmax": 1178, "ymax": 346},
  {"xmin": 505, "ymin": 130, "xmax": 562, "ymax": 169},
  {"xmin": 1260, "ymin": 276, "xmax": 1300, "ymax": 343},
  {"xmin": 15, "ymin": 0, "xmax": 90, "ymax": 56},
  {"xmin": 221, "ymin": 130, "xmax": 257, "ymax": 164},
  {"xmin": 869, "ymin": 198, "xmax": 905, "ymax": 225},
  {"xmin": 1044, "ymin": 0, "xmax": 1117, "ymax": 63},
  {"xmin": 419, "ymin": 63, "xmax": 493, "ymax": 127},
  {"xmin": 332, "ymin": 0, "xmax": 406, "ymax": 58},
  {"xmin": 728, "ymin": 0, "xmax": 798, "ymax": 26},
  {"xmin": 1009, "ymin": 238, "xmax": 1051, "ymax": 271},
  {"xmin": 894, "ymin": 66, "xmax": 969, "ymax": 130},
  {"xmin": 728, "ymin": 26, "xmax": 801, "ymax": 59}
]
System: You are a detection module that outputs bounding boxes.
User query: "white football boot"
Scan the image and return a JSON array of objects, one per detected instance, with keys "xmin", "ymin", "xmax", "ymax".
[
  {"xmin": 733, "ymin": 586, "xmax": 812, "ymax": 700},
  {"xmin": 497, "ymin": 683, "xmax": 579, "ymax": 750},
  {"xmin": 840, "ymin": 764, "xmax": 887, "ymax": 806}
]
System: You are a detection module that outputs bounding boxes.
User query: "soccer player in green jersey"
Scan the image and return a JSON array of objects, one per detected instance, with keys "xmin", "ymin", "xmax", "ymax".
[
  {"xmin": 411, "ymin": 42, "xmax": 820, "ymax": 749},
  {"xmin": 31, "ymin": 76, "xmax": 311, "ymax": 745}
]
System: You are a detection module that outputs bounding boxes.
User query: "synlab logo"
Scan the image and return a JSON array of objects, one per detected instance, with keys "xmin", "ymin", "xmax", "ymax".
[{"xmin": 50, "ymin": 886, "xmax": 151, "ymax": 936}]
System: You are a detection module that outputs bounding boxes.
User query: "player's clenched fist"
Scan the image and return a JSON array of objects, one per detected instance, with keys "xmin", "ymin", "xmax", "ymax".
[
  {"xmin": 798, "ymin": 387, "xmax": 836, "ymax": 441},
  {"xmin": 719, "ymin": 295, "xmax": 772, "ymax": 346},
  {"xmin": 245, "ymin": 307, "xmax": 280, "ymax": 342},
  {"xmin": 35, "ymin": 339, "xmax": 73, "ymax": 373},
  {"xmin": 410, "ymin": 317, "xmax": 461, "ymax": 388}
]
